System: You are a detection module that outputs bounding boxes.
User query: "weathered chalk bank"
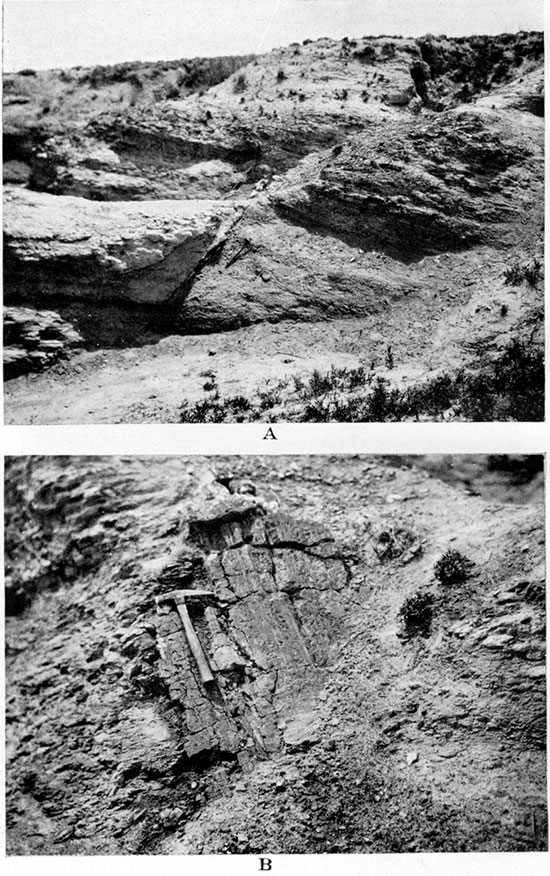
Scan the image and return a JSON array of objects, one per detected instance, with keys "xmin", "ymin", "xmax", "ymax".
[{"xmin": 3, "ymin": 189, "xmax": 244, "ymax": 304}]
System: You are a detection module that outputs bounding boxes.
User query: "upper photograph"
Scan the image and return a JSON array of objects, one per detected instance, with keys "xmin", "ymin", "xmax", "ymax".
[{"xmin": 3, "ymin": 0, "xmax": 544, "ymax": 424}]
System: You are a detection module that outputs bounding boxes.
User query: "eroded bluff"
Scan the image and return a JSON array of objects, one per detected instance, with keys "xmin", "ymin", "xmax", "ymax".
[
  {"xmin": 271, "ymin": 106, "xmax": 544, "ymax": 258},
  {"xmin": 2, "ymin": 32, "xmax": 544, "ymax": 333}
]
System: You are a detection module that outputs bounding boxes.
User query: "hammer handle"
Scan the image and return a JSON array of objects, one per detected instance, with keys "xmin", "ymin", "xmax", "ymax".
[{"xmin": 176, "ymin": 603, "xmax": 215, "ymax": 684}]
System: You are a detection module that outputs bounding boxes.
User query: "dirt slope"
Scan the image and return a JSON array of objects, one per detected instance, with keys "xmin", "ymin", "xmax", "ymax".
[
  {"xmin": 3, "ymin": 54, "xmax": 254, "ymax": 151},
  {"xmin": 5, "ymin": 456, "xmax": 546, "ymax": 854}
]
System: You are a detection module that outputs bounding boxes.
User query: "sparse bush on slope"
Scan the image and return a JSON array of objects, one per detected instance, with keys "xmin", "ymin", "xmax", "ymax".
[
  {"xmin": 233, "ymin": 72, "xmax": 248, "ymax": 93},
  {"xmin": 434, "ymin": 549, "xmax": 474, "ymax": 585},
  {"xmin": 398, "ymin": 591, "xmax": 434, "ymax": 639},
  {"xmin": 179, "ymin": 338, "xmax": 544, "ymax": 424},
  {"xmin": 504, "ymin": 258, "xmax": 543, "ymax": 287}
]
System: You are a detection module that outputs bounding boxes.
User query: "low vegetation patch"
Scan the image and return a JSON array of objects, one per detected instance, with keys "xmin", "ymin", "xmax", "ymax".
[
  {"xmin": 398, "ymin": 591, "xmax": 434, "ymax": 639},
  {"xmin": 374, "ymin": 526, "xmax": 420, "ymax": 564},
  {"xmin": 180, "ymin": 392, "xmax": 253, "ymax": 423},
  {"xmin": 504, "ymin": 258, "xmax": 543, "ymax": 287},
  {"xmin": 179, "ymin": 338, "xmax": 543, "ymax": 423},
  {"xmin": 233, "ymin": 72, "xmax": 247, "ymax": 93},
  {"xmin": 434, "ymin": 550, "xmax": 474, "ymax": 586}
]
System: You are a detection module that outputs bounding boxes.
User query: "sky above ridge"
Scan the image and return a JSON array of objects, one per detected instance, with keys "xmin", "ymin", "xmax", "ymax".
[{"xmin": 3, "ymin": 0, "xmax": 544, "ymax": 72}]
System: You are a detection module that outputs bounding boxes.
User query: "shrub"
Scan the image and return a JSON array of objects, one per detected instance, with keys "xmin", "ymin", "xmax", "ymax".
[
  {"xmin": 398, "ymin": 338, "xmax": 544, "ymax": 422},
  {"xmin": 297, "ymin": 366, "xmax": 371, "ymax": 400},
  {"xmin": 487, "ymin": 454, "xmax": 543, "ymax": 481},
  {"xmin": 276, "ymin": 68, "xmax": 287, "ymax": 82},
  {"xmin": 380, "ymin": 42, "xmax": 397, "ymax": 59},
  {"xmin": 363, "ymin": 377, "xmax": 401, "ymax": 420},
  {"xmin": 307, "ymin": 368, "xmax": 337, "ymax": 396},
  {"xmin": 354, "ymin": 46, "xmax": 377, "ymax": 64},
  {"xmin": 233, "ymin": 72, "xmax": 247, "ymax": 93},
  {"xmin": 504, "ymin": 258, "xmax": 543, "ymax": 287},
  {"xmin": 179, "ymin": 393, "xmax": 254, "ymax": 423},
  {"xmin": 128, "ymin": 71, "xmax": 144, "ymax": 90},
  {"xmin": 374, "ymin": 526, "xmax": 418, "ymax": 563},
  {"xmin": 398, "ymin": 591, "xmax": 434, "ymax": 639},
  {"xmin": 457, "ymin": 338, "xmax": 544, "ymax": 421},
  {"xmin": 524, "ymin": 259, "xmax": 543, "ymax": 286},
  {"xmin": 504, "ymin": 262, "xmax": 523, "ymax": 285},
  {"xmin": 434, "ymin": 550, "xmax": 473, "ymax": 585},
  {"xmin": 257, "ymin": 388, "xmax": 282, "ymax": 411}
]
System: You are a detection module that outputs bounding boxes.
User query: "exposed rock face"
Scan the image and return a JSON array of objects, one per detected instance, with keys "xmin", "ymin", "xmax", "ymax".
[
  {"xmin": 3, "ymin": 189, "xmax": 244, "ymax": 304},
  {"xmin": 272, "ymin": 106, "xmax": 543, "ymax": 258},
  {"xmin": 6, "ymin": 33, "xmax": 542, "ymax": 204},
  {"xmin": 178, "ymin": 203, "xmax": 426, "ymax": 331},
  {"xmin": 3, "ymin": 54, "xmax": 254, "ymax": 207},
  {"xmin": 177, "ymin": 105, "xmax": 542, "ymax": 329},
  {"xmin": 156, "ymin": 504, "xmax": 348, "ymax": 760},
  {"xmin": 3, "ymin": 159, "xmax": 31, "ymax": 184},
  {"xmin": 475, "ymin": 66, "xmax": 544, "ymax": 115},
  {"xmin": 18, "ymin": 37, "xmax": 423, "ymax": 202},
  {"xmin": 4, "ymin": 457, "xmax": 546, "ymax": 854},
  {"xmin": 30, "ymin": 135, "xmax": 247, "ymax": 201},
  {"xmin": 29, "ymin": 136, "xmax": 153, "ymax": 201},
  {"xmin": 3, "ymin": 305, "xmax": 83, "ymax": 377}
]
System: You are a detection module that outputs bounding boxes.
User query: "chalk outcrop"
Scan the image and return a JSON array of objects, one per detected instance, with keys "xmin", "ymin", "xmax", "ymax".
[{"xmin": 3, "ymin": 189, "xmax": 244, "ymax": 304}]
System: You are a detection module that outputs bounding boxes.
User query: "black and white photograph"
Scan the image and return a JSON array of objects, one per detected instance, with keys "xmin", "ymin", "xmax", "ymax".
[
  {"xmin": 2, "ymin": 1, "xmax": 548, "ymax": 871},
  {"xmin": 4, "ymin": 454, "xmax": 547, "ymax": 855},
  {"xmin": 2, "ymin": 0, "xmax": 545, "ymax": 423}
]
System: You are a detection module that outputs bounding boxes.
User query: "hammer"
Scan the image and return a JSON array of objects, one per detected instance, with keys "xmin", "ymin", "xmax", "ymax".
[{"xmin": 155, "ymin": 589, "xmax": 216, "ymax": 685}]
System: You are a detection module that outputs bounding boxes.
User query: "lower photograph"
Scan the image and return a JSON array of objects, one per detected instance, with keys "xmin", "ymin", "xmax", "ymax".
[{"xmin": 4, "ymin": 454, "xmax": 547, "ymax": 855}]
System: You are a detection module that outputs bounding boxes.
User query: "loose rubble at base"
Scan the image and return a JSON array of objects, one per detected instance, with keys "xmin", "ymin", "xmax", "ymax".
[{"xmin": 3, "ymin": 306, "xmax": 83, "ymax": 377}]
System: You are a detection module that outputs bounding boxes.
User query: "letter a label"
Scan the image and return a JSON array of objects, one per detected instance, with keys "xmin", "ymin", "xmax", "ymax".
[{"xmin": 262, "ymin": 427, "xmax": 277, "ymax": 440}]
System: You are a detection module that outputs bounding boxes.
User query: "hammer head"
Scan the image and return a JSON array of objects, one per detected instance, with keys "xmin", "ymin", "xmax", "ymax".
[{"xmin": 155, "ymin": 588, "xmax": 216, "ymax": 607}]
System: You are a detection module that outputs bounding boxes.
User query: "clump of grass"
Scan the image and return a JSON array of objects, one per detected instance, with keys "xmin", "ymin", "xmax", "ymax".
[
  {"xmin": 302, "ymin": 365, "xmax": 372, "ymax": 397},
  {"xmin": 256, "ymin": 387, "xmax": 282, "ymax": 411},
  {"xmin": 504, "ymin": 258, "xmax": 543, "ymax": 287},
  {"xmin": 434, "ymin": 550, "xmax": 474, "ymax": 586},
  {"xmin": 398, "ymin": 591, "xmax": 434, "ymax": 639},
  {"xmin": 374, "ymin": 526, "xmax": 419, "ymax": 563}
]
